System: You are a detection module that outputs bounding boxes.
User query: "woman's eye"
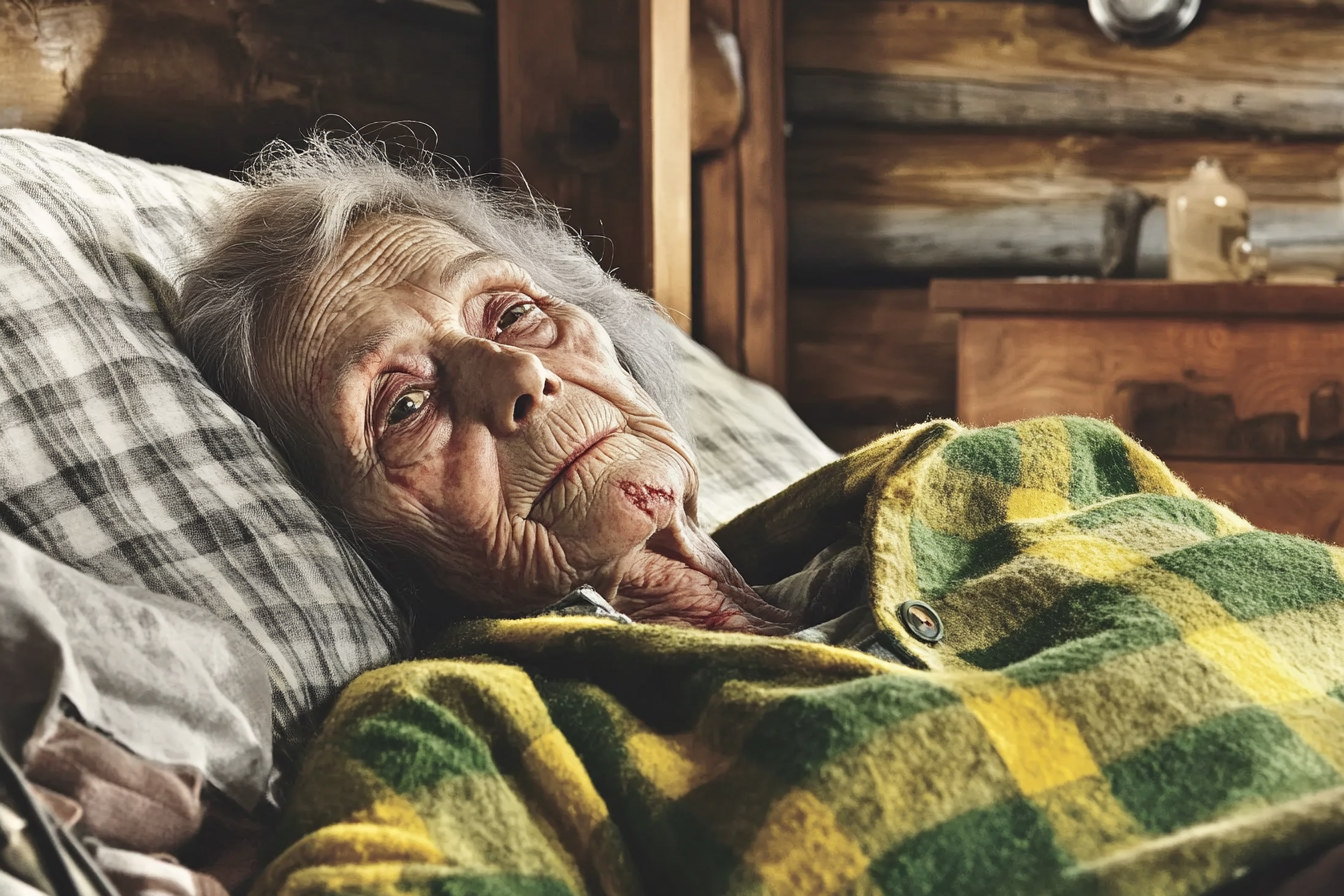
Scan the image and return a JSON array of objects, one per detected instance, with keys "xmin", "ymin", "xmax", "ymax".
[
  {"xmin": 496, "ymin": 301, "xmax": 537, "ymax": 334},
  {"xmin": 387, "ymin": 389, "xmax": 429, "ymax": 426}
]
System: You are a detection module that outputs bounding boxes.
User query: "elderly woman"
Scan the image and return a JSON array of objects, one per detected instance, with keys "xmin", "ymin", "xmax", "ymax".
[
  {"xmin": 178, "ymin": 135, "xmax": 791, "ymax": 636},
  {"xmin": 182, "ymin": 137, "xmax": 1344, "ymax": 896}
]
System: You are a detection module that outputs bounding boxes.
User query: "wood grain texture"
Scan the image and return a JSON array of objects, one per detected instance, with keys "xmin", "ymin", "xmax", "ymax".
[
  {"xmin": 695, "ymin": 139, "xmax": 744, "ymax": 368},
  {"xmin": 789, "ymin": 198, "xmax": 1344, "ymax": 277},
  {"xmin": 957, "ymin": 316, "xmax": 1344, "ymax": 448},
  {"xmin": 791, "ymin": 288, "xmax": 957, "ymax": 451},
  {"xmin": 789, "ymin": 129, "xmax": 1344, "ymax": 208},
  {"xmin": 0, "ymin": 1, "xmax": 110, "ymax": 132},
  {"xmin": 931, "ymin": 280, "xmax": 1344, "ymax": 318},
  {"xmin": 785, "ymin": 1, "xmax": 1344, "ymax": 135},
  {"xmin": 691, "ymin": 4, "xmax": 744, "ymax": 154},
  {"xmin": 737, "ymin": 0, "xmax": 788, "ymax": 391},
  {"xmin": 500, "ymin": 0, "xmax": 646, "ymax": 289},
  {"xmin": 791, "ymin": 199, "xmax": 1109, "ymax": 275},
  {"xmin": 694, "ymin": 0, "xmax": 742, "ymax": 368},
  {"xmin": 1170, "ymin": 460, "xmax": 1344, "ymax": 544},
  {"xmin": 500, "ymin": 0, "xmax": 693, "ymax": 323},
  {"xmin": 642, "ymin": 0, "xmax": 693, "ymax": 329},
  {"xmin": 785, "ymin": 70, "xmax": 1344, "ymax": 137},
  {"xmin": 693, "ymin": 0, "xmax": 742, "ymax": 367},
  {"xmin": 3, "ymin": 0, "xmax": 493, "ymax": 175},
  {"xmin": 1223, "ymin": 0, "xmax": 1344, "ymax": 9},
  {"xmin": 786, "ymin": 1, "xmax": 1344, "ymax": 85}
]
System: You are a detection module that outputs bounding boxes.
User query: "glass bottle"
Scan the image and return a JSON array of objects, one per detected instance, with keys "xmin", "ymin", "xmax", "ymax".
[
  {"xmin": 1230, "ymin": 237, "xmax": 1344, "ymax": 283},
  {"xmin": 1167, "ymin": 157, "xmax": 1249, "ymax": 282}
]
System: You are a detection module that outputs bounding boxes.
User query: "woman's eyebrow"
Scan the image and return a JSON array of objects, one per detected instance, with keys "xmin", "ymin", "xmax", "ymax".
[
  {"xmin": 438, "ymin": 250, "xmax": 501, "ymax": 291},
  {"xmin": 334, "ymin": 326, "xmax": 403, "ymax": 398}
]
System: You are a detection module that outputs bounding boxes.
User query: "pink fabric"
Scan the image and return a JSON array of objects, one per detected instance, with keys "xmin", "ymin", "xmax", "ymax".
[
  {"xmin": 24, "ymin": 718, "xmax": 203, "ymax": 854},
  {"xmin": 27, "ymin": 783, "xmax": 82, "ymax": 828},
  {"xmin": 21, "ymin": 718, "xmax": 271, "ymax": 894}
]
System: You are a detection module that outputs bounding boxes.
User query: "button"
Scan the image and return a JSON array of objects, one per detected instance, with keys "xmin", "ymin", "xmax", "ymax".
[{"xmin": 899, "ymin": 600, "xmax": 944, "ymax": 643}]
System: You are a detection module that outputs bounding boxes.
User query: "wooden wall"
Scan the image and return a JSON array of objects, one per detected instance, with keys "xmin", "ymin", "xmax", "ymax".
[
  {"xmin": 784, "ymin": 0, "xmax": 1344, "ymax": 449},
  {"xmin": 0, "ymin": 0, "xmax": 495, "ymax": 176}
]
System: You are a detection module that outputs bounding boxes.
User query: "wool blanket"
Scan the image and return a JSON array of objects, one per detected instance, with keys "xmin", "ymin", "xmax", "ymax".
[{"xmin": 254, "ymin": 417, "xmax": 1344, "ymax": 896}]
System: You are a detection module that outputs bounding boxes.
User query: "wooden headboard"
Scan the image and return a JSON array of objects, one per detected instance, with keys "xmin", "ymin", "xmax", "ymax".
[{"xmin": 1, "ymin": 0, "xmax": 789, "ymax": 391}]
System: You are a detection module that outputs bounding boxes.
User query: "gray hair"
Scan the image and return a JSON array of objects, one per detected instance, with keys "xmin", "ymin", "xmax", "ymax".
[{"xmin": 176, "ymin": 132, "xmax": 685, "ymax": 468}]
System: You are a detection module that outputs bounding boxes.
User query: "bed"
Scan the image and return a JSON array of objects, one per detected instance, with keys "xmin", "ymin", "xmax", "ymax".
[
  {"xmin": 0, "ymin": 127, "xmax": 835, "ymax": 895},
  {"xmin": 4, "ymin": 16, "xmax": 1344, "ymax": 895},
  {"xmin": 7, "ymin": 130, "xmax": 1344, "ymax": 896}
]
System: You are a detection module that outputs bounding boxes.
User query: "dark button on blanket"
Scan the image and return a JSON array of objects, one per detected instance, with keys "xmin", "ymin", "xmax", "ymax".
[{"xmin": 899, "ymin": 599, "xmax": 944, "ymax": 643}]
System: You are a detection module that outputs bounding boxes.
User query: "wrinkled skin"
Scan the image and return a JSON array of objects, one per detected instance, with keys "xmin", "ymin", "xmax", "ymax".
[{"xmin": 255, "ymin": 215, "xmax": 792, "ymax": 633}]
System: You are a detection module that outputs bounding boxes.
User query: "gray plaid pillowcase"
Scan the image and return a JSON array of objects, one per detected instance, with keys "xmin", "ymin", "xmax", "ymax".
[
  {"xmin": 0, "ymin": 129, "xmax": 835, "ymax": 751},
  {"xmin": 676, "ymin": 338, "xmax": 838, "ymax": 531},
  {"xmin": 0, "ymin": 130, "xmax": 411, "ymax": 751}
]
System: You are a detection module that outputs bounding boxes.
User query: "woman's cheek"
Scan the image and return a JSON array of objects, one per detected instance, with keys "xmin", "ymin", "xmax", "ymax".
[
  {"xmin": 380, "ymin": 431, "xmax": 504, "ymax": 536},
  {"xmin": 377, "ymin": 407, "xmax": 450, "ymax": 469}
]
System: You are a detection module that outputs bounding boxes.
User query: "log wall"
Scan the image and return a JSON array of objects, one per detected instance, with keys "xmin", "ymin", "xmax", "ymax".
[
  {"xmin": 785, "ymin": 0, "xmax": 1344, "ymax": 449},
  {"xmin": 0, "ymin": 0, "xmax": 494, "ymax": 176}
]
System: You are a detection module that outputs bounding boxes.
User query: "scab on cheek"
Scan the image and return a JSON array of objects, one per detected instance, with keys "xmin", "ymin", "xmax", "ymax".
[{"xmin": 618, "ymin": 481, "xmax": 676, "ymax": 519}]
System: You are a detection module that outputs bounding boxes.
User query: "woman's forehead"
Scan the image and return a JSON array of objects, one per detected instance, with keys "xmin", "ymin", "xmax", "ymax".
[
  {"xmin": 352, "ymin": 212, "xmax": 469, "ymax": 241},
  {"xmin": 336, "ymin": 214, "xmax": 483, "ymax": 278},
  {"xmin": 272, "ymin": 216, "xmax": 487, "ymax": 342}
]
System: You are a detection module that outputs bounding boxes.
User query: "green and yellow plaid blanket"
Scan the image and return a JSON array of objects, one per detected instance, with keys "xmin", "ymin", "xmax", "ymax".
[{"xmin": 256, "ymin": 418, "xmax": 1344, "ymax": 896}]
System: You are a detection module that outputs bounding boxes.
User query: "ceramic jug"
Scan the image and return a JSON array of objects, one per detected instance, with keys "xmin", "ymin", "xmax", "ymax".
[{"xmin": 1167, "ymin": 157, "xmax": 1249, "ymax": 282}]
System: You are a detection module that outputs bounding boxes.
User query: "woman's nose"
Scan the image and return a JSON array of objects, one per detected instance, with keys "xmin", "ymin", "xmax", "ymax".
[{"xmin": 468, "ymin": 342, "xmax": 561, "ymax": 435}]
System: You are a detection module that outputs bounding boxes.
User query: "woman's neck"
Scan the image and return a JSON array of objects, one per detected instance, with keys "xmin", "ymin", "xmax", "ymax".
[{"xmin": 610, "ymin": 515, "xmax": 796, "ymax": 634}]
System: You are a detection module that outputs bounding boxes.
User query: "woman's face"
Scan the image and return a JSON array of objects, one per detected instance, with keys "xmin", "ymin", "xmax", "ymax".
[{"xmin": 256, "ymin": 214, "xmax": 698, "ymax": 613}]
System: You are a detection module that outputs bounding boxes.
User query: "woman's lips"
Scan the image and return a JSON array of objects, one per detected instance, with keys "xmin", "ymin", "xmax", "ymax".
[{"xmin": 532, "ymin": 429, "xmax": 618, "ymax": 510}]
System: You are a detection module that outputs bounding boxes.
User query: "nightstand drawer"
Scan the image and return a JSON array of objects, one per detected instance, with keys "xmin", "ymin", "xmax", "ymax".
[
  {"xmin": 934, "ymin": 279, "xmax": 1344, "ymax": 543},
  {"xmin": 960, "ymin": 316, "xmax": 1344, "ymax": 461}
]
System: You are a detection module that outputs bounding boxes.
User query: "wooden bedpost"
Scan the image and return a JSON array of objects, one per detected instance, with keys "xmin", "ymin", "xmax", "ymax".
[
  {"xmin": 735, "ymin": 0, "xmax": 788, "ymax": 392},
  {"xmin": 497, "ymin": 0, "xmax": 788, "ymax": 389},
  {"xmin": 497, "ymin": 0, "xmax": 693, "ymax": 332},
  {"xmin": 642, "ymin": 0, "xmax": 694, "ymax": 332},
  {"xmin": 694, "ymin": 0, "xmax": 788, "ymax": 392}
]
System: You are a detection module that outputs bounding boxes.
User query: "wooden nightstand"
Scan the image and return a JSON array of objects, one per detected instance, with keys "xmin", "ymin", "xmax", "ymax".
[{"xmin": 931, "ymin": 279, "xmax": 1344, "ymax": 544}]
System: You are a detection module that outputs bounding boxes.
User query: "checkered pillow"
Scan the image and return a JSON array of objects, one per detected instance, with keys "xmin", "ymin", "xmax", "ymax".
[
  {"xmin": 0, "ymin": 129, "xmax": 833, "ymax": 747},
  {"xmin": 677, "ymin": 337, "xmax": 838, "ymax": 530},
  {"xmin": 0, "ymin": 130, "xmax": 411, "ymax": 751}
]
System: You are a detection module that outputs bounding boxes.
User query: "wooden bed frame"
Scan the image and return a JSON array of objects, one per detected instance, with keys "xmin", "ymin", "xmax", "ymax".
[
  {"xmin": 0, "ymin": 0, "xmax": 788, "ymax": 391},
  {"xmin": 498, "ymin": 0, "xmax": 788, "ymax": 391}
]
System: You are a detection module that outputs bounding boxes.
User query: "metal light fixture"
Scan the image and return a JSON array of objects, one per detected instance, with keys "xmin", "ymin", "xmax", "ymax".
[{"xmin": 1088, "ymin": 0, "xmax": 1201, "ymax": 46}]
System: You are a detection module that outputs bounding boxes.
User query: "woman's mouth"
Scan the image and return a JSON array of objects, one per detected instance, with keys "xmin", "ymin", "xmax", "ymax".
[{"xmin": 531, "ymin": 429, "xmax": 618, "ymax": 511}]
